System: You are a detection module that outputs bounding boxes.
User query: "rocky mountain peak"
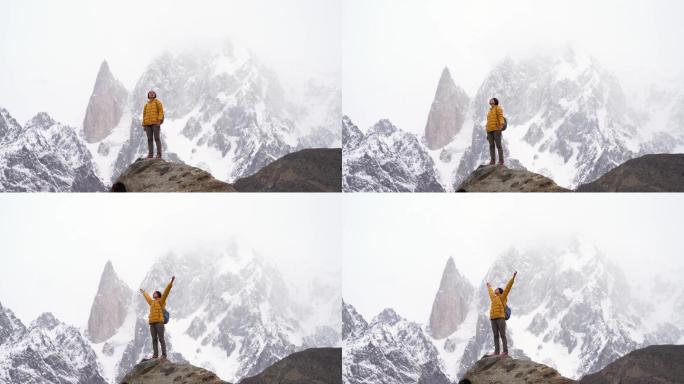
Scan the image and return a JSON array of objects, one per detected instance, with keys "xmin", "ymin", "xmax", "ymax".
[
  {"xmin": 424, "ymin": 67, "xmax": 470, "ymax": 150},
  {"xmin": 370, "ymin": 119, "xmax": 399, "ymax": 136},
  {"xmin": 373, "ymin": 308, "xmax": 402, "ymax": 326},
  {"xmin": 30, "ymin": 312, "xmax": 60, "ymax": 331},
  {"xmin": 87, "ymin": 260, "xmax": 132, "ymax": 343},
  {"xmin": 27, "ymin": 112, "xmax": 56, "ymax": 129},
  {"xmin": 429, "ymin": 257, "xmax": 474, "ymax": 339},
  {"xmin": 0, "ymin": 302, "xmax": 27, "ymax": 346},
  {"xmin": 83, "ymin": 59, "xmax": 129, "ymax": 142}
]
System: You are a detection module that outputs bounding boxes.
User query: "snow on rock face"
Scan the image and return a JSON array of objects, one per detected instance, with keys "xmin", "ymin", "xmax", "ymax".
[
  {"xmin": 424, "ymin": 67, "xmax": 470, "ymax": 150},
  {"xmin": 83, "ymin": 61, "xmax": 129, "ymax": 143},
  {"xmin": 88, "ymin": 243, "xmax": 340, "ymax": 384},
  {"xmin": 0, "ymin": 109, "xmax": 106, "ymax": 192},
  {"xmin": 342, "ymin": 116, "xmax": 445, "ymax": 192},
  {"xmin": 342, "ymin": 302, "xmax": 451, "ymax": 384},
  {"xmin": 0, "ymin": 304, "xmax": 107, "ymax": 384}
]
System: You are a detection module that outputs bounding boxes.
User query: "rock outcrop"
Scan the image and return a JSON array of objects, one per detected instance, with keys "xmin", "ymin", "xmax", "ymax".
[
  {"xmin": 428, "ymin": 257, "xmax": 474, "ymax": 339},
  {"xmin": 120, "ymin": 359, "xmax": 230, "ymax": 384},
  {"xmin": 83, "ymin": 60, "xmax": 128, "ymax": 143},
  {"xmin": 579, "ymin": 345, "xmax": 684, "ymax": 384},
  {"xmin": 87, "ymin": 261, "xmax": 132, "ymax": 343},
  {"xmin": 576, "ymin": 154, "xmax": 684, "ymax": 192},
  {"xmin": 424, "ymin": 67, "xmax": 470, "ymax": 150},
  {"xmin": 456, "ymin": 164, "xmax": 570, "ymax": 192},
  {"xmin": 240, "ymin": 348, "xmax": 341, "ymax": 384},
  {"xmin": 459, "ymin": 355, "xmax": 577, "ymax": 384},
  {"xmin": 233, "ymin": 148, "xmax": 341, "ymax": 192},
  {"xmin": 111, "ymin": 158, "xmax": 237, "ymax": 192}
]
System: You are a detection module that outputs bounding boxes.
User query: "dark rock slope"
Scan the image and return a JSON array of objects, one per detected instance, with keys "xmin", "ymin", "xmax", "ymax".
[
  {"xmin": 456, "ymin": 164, "xmax": 570, "ymax": 192},
  {"xmin": 233, "ymin": 148, "xmax": 341, "ymax": 192},
  {"xmin": 576, "ymin": 154, "xmax": 684, "ymax": 192},
  {"xmin": 240, "ymin": 348, "xmax": 341, "ymax": 384},
  {"xmin": 579, "ymin": 345, "xmax": 684, "ymax": 384}
]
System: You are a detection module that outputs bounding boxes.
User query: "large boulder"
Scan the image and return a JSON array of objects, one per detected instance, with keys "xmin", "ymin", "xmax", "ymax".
[
  {"xmin": 240, "ymin": 348, "xmax": 341, "ymax": 384},
  {"xmin": 579, "ymin": 345, "xmax": 684, "ymax": 384},
  {"xmin": 459, "ymin": 355, "xmax": 577, "ymax": 384},
  {"xmin": 456, "ymin": 164, "xmax": 570, "ymax": 192},
  {"xmin": 576, "ymin": 154, "xmax": 684, "ymax": 192},
  {"xmin": 120, "ymin": 359, "xmax": 230, "ymax": 384},
  {"xmin": 233, "ymin": 148, "xmax": 341, "ymax": 192},
  {"xmin": 111, "ymin": 158, "xmax": 236, "ymax": 192}
]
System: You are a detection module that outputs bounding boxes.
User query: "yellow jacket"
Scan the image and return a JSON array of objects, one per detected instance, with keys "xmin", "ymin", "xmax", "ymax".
[
  {"xmin": 488, "ymin": 276, "xmax": 514, "ymax": 320},
  {"xmin": 143, "ymin": 281, "xmax": 173, "ymax": 324},
  {"xmin": 486, "ymin": 105, "xmax": 505, "ymax": 132},
  {"xmin": 142, "ymin": 98, "xmax": 164, "ymax": 126}
]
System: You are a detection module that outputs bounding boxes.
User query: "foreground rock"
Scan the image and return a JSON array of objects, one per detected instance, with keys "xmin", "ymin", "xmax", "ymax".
[
  {"xmin": 456, "ymin": 164, "xmax": 570, "ymax": 192},
  {"xmin": 120, "ymin": 359, "xmax": 230, "ymax": 384},
  {"xmin": 576, "ymin": 154, "xmax": 684, "ymax": 192},
  {"xmin": 233, "ymin": 148, "xmax": 341, "ymax": 192},
  {"xmin": 459, "ymin": 355, "xmax": 576, "ymax": 384},
  {"xmin": 579, "ymin": 345, "xmax": 684, "ymax": 384},
  {"xmin": 240, "ymin": 348, "xmax": 341, "ymax": 384},
  {"xmin": 111, "ymin": 158, "xmax": 236, "ymax": 192}
]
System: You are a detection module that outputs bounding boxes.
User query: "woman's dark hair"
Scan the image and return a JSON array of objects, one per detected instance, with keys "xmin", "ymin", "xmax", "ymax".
[
  {"xmin": 496, "ymin": 288, "xmax": 503, "ymax": 294},
  {"xmin": 491, "ymin": 97, "xmax": 499, "ymax": 105},
  {"xmin": 153, "ymin": 290, "xmax": 162, "ymax": 299}
]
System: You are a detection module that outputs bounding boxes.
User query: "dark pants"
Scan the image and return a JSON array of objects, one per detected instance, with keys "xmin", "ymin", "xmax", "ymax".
[
  {"xmin": 491, "ymin": 318, "xmax": 507, "ymax": 354},
  {"xmin": 487, "ymin": 130, "xmax": 504, "ymax": 163},
  {"xmin": 150, "ymin": 322, "xmax": 166, "ymax": 357},
  {"xmin": 144, "ymin": 125, "xmax": 161, "ymax": 156}
]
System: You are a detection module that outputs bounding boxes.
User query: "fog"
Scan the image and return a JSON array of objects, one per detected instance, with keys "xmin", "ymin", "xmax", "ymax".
[
  {"xmin": 342, "ymin": 0, "xmax": 684, "ymax": 134},
  {"xmin": 0, "ymin": 0, "xmax": 341, "ymax": 127},
  {"xmin": 0, "ymin": 194, "xmax": 341, "ymax": 327},
  {"xmin": 342, "ymin": 194, "xmax": 684, "ymax": 323}
]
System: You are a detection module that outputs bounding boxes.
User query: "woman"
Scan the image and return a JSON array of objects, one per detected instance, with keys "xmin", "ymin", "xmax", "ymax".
[
  {"xmin": 140, "ymin": 275, "xmax": 174, "ymax": 359},
  {"xmin": 486, "ymin": 97, "xmax": 506, "ymax": 165},
  {"xmin": 486, "ymin": 271, "xmax": 516, "ymax": 356},
  {"xmin": 142, "ymin": 90, "xmax": 165, "ymax": 159}
]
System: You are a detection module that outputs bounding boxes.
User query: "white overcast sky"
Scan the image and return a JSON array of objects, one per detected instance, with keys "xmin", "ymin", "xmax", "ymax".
[
  {"xmin": 0, "ymin": 0, "xmax": 340, "ymax": 127},
  {"xmin": 0, "ymin": 194, "xmax": 341, "ymax": 328},
  {"xmin": 343, "ymin": 194, "xmax": 684, "ymax": 324},
  {"xmin": 342, "ymin": 0, "xmax": 684, "ymax": 134}
]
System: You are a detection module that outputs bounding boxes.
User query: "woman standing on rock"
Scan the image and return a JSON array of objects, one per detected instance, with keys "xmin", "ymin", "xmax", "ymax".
[
  {"xmin": 486, "ymin": 97, "xmax": 506, "ymax": 166},
  {"xmin": 140, "ymin": 276, "xmax": 174, "ymax": 360},
  {"xmin": 142, "ymin": 90, "xmax": 165, "ymax": 159},
  {"xmin": 486, "ymin": 271, "xmax": 516, "ymax": 357}
]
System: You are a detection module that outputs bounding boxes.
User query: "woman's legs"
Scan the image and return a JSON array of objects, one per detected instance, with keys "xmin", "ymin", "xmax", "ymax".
[
  {"xmin": 497, "ymin": 318, "xmax": 508, "ymax": 353},
  {"xmin": 144, "ymin": 126, "xmax": 154, "ymax": 158},
  {"xmin": 494, "ymin": 131, "xmax": 504, "ymax": 164},
  {"xmin": 487, "ymin": 132, "xmax": 496, "ymax": 164},
  {"xmin": 152, "ymin": 125, "xmax": 162, "ymax": 157},
  {"xmin": 490, "ymin": 319, "xmax": 500, "ymax": 354},
  {"xmin": 149, "ymin": 323, "xmax": 167, "ymax": 357}
]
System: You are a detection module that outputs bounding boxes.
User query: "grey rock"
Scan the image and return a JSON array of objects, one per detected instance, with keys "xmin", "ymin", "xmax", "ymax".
[
  {"xmin": 429, "ymin": 257, "xmax": 474, "ymax": 339},
  {"xmin": 424, "ymin": 67, "xmax": 470, "ymax": 150},
  {"xmin": 111, "ymin": 158, "xmax": 236, "ymax": 192},
  {"xmin": 83, "ymin": 60, "xmax": 128, "ymax": 142},
  {"xmin": 458, "ymin": 355, "xmax": 576, "ymax": 384},
  {"xmin": 120, "ymin": 359, "xmax": 230, "ymax": 384},
  {"xmin": 234, "ymin": 148, "xmax": 341, "ymax": 192},
  {"xmin": 579, "ymin": 345, "xmax": 684, "ymax": 384},
  {"xmin": 456, "ymin": 164, "xmax": 570, "ymax": 192},
  {"xmin": 576, "ymin": 154, "xmax": 684, "ymax": 192},
  {"xmin": 88, "ymin": 261, "xmax": 132, "ymax": 343}
]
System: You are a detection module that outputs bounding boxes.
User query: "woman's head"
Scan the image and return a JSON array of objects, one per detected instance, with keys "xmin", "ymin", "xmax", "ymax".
[
  {"xmin": 489, "ymin": 98, "xmax": 499, "ymax": 106},
  {"xmin": 147, "ymin": 90, "xmax": 157, "ymax": 100},
  {"xmin": 153, "ymin": 290, "xmax": 162, "ymax": 299},
  {"xmin": 495, "ymin": 288, "xmax": 503, "ymax": 296}
]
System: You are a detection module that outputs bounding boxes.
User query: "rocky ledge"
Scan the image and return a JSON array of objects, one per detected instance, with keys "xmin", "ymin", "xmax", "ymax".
[
  {"xmin": 576, "ymin": 154, "xmax": 684, "ymax": 192},
  {"xmin": 456, "ymin": 164, "xmax": 570, "ymax": 192}
]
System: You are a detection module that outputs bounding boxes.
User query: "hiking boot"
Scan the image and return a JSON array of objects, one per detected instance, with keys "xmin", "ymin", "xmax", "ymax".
[
  {"xmin": 155, "ymin": 154, "xmax": 162, "ymax": 159},
  {"xmin": 501, "ymin": 352, "xmax": 509, "ymax": 357},
  {"xmin": 159, "ymin": 355, "xmax": 167, "ymax": 360},
  {"xmin": 489, "ymin": 160, "xmax": 496, "ymax": 165},
  {"xmin": 146, "ymin": 154, "xmax": 153, "ymax": 159},
  {"xmin": 498, "ymin": 161, "xmax": 504, "ymax": 166}
]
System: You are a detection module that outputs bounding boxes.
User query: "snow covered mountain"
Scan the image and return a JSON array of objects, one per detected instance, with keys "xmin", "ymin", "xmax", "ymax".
[
  {"xmin": 0, "ymin": 303, "xmax": 107, "ymax": 384},
  {"xmin": 342, "ymin": 301, "xmax": 451, "ymax": 384},
  {"xmin": 86, "ymin": 41, "xmax": 340, "ymax": 185},
  {"xmin": 88, "ymin": 242, "xmax": 340, "ymax": 383},
  {"xmin": 344, "ymin": 48, "xmax": 684, "ymax": 191},
  {"xmin": 342, "ymin": 116, "xmax": 444, "ymax": 192},
  {"xmin": 344, "ymin": 241, "xmax": 684, "ymax": 383},
  {"xmin": 0, "ymin": 109, "xmax": 105, "ymax": 192}
]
